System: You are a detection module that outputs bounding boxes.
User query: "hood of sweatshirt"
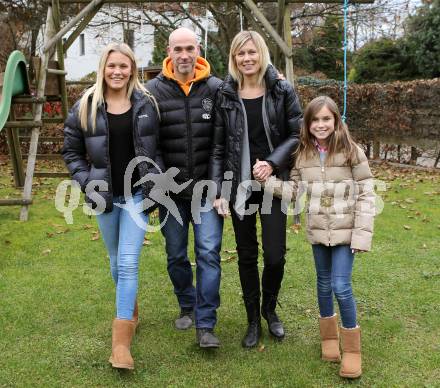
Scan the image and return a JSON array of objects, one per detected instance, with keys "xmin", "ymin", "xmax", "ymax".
[{"xmin": 162, "ymin": 56, "xmax": 211, "ymax": 95}]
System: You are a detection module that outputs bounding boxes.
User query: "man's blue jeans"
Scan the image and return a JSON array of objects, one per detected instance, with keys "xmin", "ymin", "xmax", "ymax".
[
  {"xmin": 97, "ymin": 191, "xmax": 148, "ymax": 320},
  {"xmin": 312, "ymin": 244, "xmax": 357, "ymax": 328},
  {"xmin": 159, "ymin": 198, "xmax": 223, "ymax": 329}
]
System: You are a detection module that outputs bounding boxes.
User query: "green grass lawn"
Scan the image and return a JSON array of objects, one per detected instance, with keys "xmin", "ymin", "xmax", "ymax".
[{"xmin": 0, "ymin": 159, "xmax": 439, "ymax": 387}]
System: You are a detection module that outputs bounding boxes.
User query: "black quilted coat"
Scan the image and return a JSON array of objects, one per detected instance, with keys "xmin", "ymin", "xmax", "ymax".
[
  {"xmin": 61, "ymin": 89, "xmax": 162, "ymax": 212},
  {"xmin": 209, "ymin": 65, "xmax": 302, "ymax": 201},
  {"xmin": 146, "ymin": 74, "xmax": 222, "ymax": 199}
]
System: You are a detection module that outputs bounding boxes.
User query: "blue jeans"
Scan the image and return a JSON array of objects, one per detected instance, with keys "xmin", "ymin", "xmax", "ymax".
[
  {"xmin": 159, "ymin": 198, "xmax": 223, "ymax": 329},
  {"xmin": 312, "ymin": 244, "xmax": 357, "ymax": 328},
  {"xmin": 97, "ymin": 191, "xmax": 148, "ymax": 320}
]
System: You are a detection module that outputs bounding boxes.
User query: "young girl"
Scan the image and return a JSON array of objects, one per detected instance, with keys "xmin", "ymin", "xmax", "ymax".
[
  {"xmin": 62, "ymin": 43, "xmax": 162, "ymax": 370},
  {"xmin": 265, "ymin": 95, "xmax": 375, "ymax": 378}
]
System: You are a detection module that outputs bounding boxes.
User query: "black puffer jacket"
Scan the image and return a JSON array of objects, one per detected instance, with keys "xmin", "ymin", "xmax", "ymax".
[
  {"xmin": 146, "ymin": 74, "xmax": 222, "ymax": 199},
  {"xmin": 61, "ymin": 89, "xmax": 163, "ymax": 212},
  {"xmin": 209, "ymin": 65, "xmax": 302, "ymax": 200}
]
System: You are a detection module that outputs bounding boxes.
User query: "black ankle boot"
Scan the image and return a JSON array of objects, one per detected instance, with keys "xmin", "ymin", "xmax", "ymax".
[
  {"xmin": 262, "ymin": 293, "xmax": 285, "ymax": 340},
  {"xmin": 242, "ymin": 298, "xmax": 262, "ymax": 348}
]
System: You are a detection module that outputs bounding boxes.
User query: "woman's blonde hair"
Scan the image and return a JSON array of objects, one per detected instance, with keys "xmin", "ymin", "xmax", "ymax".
[
  {"xmin": 78, "ymin": 42, "xmax": 159, "ymax": 131},
  {"xmin": 297, "ymin": 96, "xmax": 358, "ymax": 165},
  {"xmin": 228, "ymin": 30, "xmax": 271, "ymax": 89}
]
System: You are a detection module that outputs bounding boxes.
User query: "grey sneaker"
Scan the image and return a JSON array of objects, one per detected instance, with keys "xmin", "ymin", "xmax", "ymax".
[
  {"xmin": 196, "ymin": 328, "xmax": 220, "ymax": 348},
  {"xmin": 175, "ymin": 308, "xmax": 194, "ymax": 330}
]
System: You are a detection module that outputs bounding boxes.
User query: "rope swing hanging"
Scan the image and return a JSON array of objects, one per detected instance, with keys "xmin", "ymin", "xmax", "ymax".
[{"xmin": 342, "ymin": 0, "xmax": 349, "ymax": 122}]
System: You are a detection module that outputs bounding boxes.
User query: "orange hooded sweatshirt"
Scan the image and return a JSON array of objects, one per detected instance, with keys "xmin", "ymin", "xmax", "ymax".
[{"xmin": 162, "ymin": 56, "xmax": 211, "ymax": 96}]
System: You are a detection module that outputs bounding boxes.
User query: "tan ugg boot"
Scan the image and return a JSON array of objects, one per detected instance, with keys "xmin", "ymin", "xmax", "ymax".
[
  {"xmin": 319, "ymin": 314, "xmax": 341, "ymax": 362},
  {"xmin": 109, "ymin": 319, "xmax": 136, "ymax": 370},
  {"xmin": 339, "ymin": 326, "xmax": 362, "ymax": 378},
  {"xmin": 132, "ymin": 301, "xmax": 139, "ymax": 330}
]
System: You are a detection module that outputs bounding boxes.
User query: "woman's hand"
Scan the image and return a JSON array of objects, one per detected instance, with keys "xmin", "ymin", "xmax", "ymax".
[
  {"xmin": 351, "ymin": 248, "xmax": 366, "ymax": 254},
  {"xmin": 213, "ymin": 198, "xmax": 230, "ymax": 218},
  {"xmin": 253, "ymin": 159, "xmax": 273, "ymax": 182}
]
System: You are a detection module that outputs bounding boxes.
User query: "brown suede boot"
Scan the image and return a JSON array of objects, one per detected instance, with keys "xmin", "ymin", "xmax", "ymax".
[
  {"xmin": 319, "ymin": 314, "xmax": 341, "ymax": 362},
  {"xmin": 109, "ymin": 319, "xmax": 136, "ymax": 370},
  {"xmin": 339, "ymin": 326, "xmax": 362, "ymax": 378},
  {"xmin": 132, "ymin": 301, "xmax": 139, "ymax": 330}
]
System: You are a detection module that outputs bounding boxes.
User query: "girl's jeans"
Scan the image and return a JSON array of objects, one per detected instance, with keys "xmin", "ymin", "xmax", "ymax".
[
  {"xmin": 96, "ymin": 191, "xmax": 148, "ymax": 320},
  {"xmin": 312, "ymin": 244, "xmax": 357, "ymax": 328}
]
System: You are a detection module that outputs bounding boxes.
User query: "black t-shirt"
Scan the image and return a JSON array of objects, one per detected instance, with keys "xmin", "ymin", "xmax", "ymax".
[
  {"xmin": 242, "ymin": 96, "xmax": 271, "ymax": 167},
  {"xmin": 107, "ymin": 107, "xmax": 139, "ymax": 196}
]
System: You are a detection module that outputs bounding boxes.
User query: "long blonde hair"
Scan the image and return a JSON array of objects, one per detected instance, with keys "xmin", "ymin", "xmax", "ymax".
[
  {"xmin": 228, "ymin": 31, "xmax": 271, "ymax": 90},
  {"xmin": 297, "ymin": 96, "xmax": 358, "ymax": 165},
  {"xmin": 78, "ymin": 42, "xmax": 159, "ymax": 131}
]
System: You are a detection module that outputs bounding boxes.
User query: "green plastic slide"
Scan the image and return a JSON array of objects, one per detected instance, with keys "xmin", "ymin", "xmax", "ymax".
[{"xmin": 0, "ymin": 50, "xmax": 31, "ymax": 132}]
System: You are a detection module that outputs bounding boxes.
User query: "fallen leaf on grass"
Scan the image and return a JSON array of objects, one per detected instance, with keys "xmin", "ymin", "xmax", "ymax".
[
  {"xmin": 422, "ymin": 271, "xmax": 440, "ymax": 279},
  {"xmin": 143, "ymin": 238, "xmax": 151, "ymax": 246},
  {"xmin": 221, "ymin": 255, "xmax": 236, "ymax": 263},
  {"xmin": 91, "ymin": 232, "xmax": 100, "ymax": 241},
  {"xmin": 223, "ymin": 249, "xmax": 237, "ymax": 254},
  {"xmin": 258, "ymin": 344, "xmax": 265, "ymax": 352},
  {"xmin": 422, "ymin": 244, "xmax": 427, "ymax": 249},
  {"xmin": 83, "ymin": 224, "xmax": 93, "ymax": 230},
  {"xmin": 190, "ymin": 262, "xmax": 196, "ymax": 267},
  {"xmin": 290, "ymin": 224, "xmax": 301, "ymax": 234},
  {"xmin": 56, "ymin": 228, "xmax": 70, "ymax": 234},
  {"xmin": 46, "ymin": 232, "xmax": 54, "ymax": 238},
  {"xmin": 404, "ymin": 198, "xmax": 415, "ymax": 203},
  {"xmin": 403, "ymin": 225, "xmax": 411, "ymax": 230},
  {"xmin": 42, "ymin": 249, "xmax": 51, "ymax": 255}
]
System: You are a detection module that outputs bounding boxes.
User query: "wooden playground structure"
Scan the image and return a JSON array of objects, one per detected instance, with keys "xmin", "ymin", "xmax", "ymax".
[{"xmin": 0, "ymin": 0, "xmax": 373, "ymax": 221}]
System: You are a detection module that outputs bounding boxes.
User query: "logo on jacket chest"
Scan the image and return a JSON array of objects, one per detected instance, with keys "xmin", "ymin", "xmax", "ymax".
[{"xmin": 201, "ymin": 98, "xmax": 213, "ymax": 120}]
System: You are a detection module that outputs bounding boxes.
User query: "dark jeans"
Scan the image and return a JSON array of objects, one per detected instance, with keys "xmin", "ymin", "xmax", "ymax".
[
  {"xmin": 312, "ymin": 244, "xmax": 357, "ymax": 328},
  {"xmin": 231, "ymin": 191, "xmax": 287, "ymax": 301},
  {"xmin": 159, "ymin": 198, "xmax": 223, "ymax": 329}
]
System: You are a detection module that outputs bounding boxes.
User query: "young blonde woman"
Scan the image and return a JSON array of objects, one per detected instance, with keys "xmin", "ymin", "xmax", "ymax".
[
  {"xmin": 62, "ymin": 42, "xmax": 162, "ymax": 370},
  {"xmin": 210, "ymin": 31, "xmax": 302, "ymax": 347}
]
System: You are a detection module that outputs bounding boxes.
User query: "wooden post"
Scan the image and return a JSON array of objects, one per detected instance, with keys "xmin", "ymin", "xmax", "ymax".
[
  {"xmin": 242, "ymin": 0, "xmax": 292, "ymax": 58},
  {"xmin": 5, "ymin": 108, "xmax": 25, "ymax": 187},
  {"xmin": 435, "ymin": 150, "xmax": 440, "ymax": 168},
  {"xmin": 52, "ymin": 0, "xmax": 69, "ymax": 119},
  {"xmin": 43, "ymin": 0, "xmax": 104, "ymax": 54},
  {"xmin": 241, "ymin": 7, "xmax": 277, "ymax": 55},
  {"xmin": 373, "ymin": 141, "xmax": 380, "ymax": 160},
  {"xmin": 63, "ymin": 3, "xmax": 102, "ymax": 52},
  {"xmin": 410, "ymin": 147, "xmax": 418, "ymax": 165},
  {"xmin": 275, "ymin": 0, "xmax": 286, "ymax": 68},
  {"xmin": 283, "ymin": 4, "xmax": 294, "ymax": 86},
  {"xmin": 20, "ymin": 6, "xmax": 56, "ymax": 221}
]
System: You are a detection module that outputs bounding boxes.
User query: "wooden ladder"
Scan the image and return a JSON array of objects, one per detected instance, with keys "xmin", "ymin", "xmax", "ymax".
[{"xmin": 0, "ymin": 0, "xmax": 69, "ymax": 220}]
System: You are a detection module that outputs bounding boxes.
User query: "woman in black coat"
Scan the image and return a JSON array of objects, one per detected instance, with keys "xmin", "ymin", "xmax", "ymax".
[
  {"xmin": 209, "ymin": 31, "xmax": 302, "ymax": 347},
  {"xmin": 62, "ymin": 42, "xmax": 161, "ymax": 369}
]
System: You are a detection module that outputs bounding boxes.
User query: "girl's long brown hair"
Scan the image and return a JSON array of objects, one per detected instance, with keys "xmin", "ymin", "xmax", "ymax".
[{"xmin": 296, "ymin": 96, "xmax": 358, "ymax": 166}]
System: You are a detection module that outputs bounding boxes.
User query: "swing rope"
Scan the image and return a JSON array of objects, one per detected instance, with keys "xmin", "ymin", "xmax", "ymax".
[{"xmin": 342, "ymin": 0, "xmax": 349, "ymax": 122}]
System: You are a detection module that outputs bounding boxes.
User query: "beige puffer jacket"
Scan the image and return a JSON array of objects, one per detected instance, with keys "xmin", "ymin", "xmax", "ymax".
[{"xmin": 264, "ymin": 145, "xmax": 375, "ymax": 251}]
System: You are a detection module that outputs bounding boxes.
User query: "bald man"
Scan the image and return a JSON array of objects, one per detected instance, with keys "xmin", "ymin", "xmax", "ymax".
[{"xmin": 146, "ymin": 27, "xmax": 223, "ymax": 348}]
